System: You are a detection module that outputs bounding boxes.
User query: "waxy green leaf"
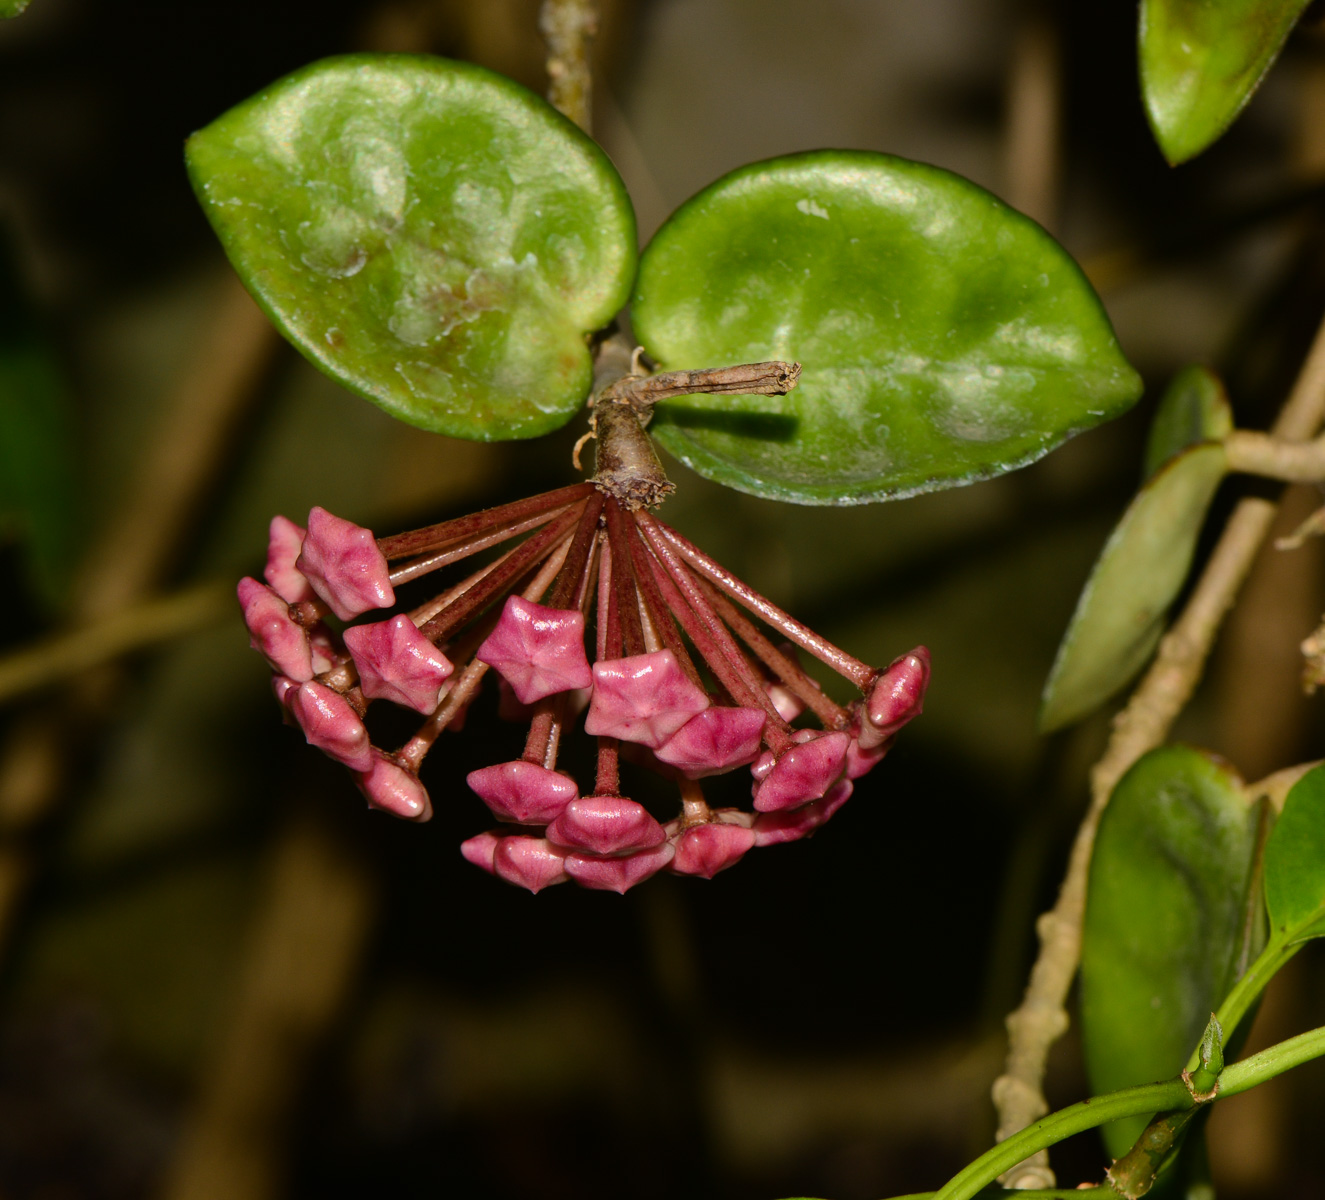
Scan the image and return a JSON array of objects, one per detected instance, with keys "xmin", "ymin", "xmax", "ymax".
[
  {"xmin": 1264, "ymin": 764, "xmax": 1325, "ymax": 942},
  {"xmin": 1081, "ymin": 746, "xmax": 1260, "ymax": 1157},
  {"xmin": 1141, "ymin": 0, "xmax": 1312, "ymax": 165},
  {"xmin": 1143, "ymin": 365, "xmax": 1233, "ymax": 480},
  {"xmin": 187, "ymin": 54, "xmax": 636, "ymax": 441},
  {"xmin": 630, "ymin": 151, "xmax": 1141, "ymax": 505},
  {"xmin": 1, "ymin": 0, "xmax": 33, "ymax": 17},
  {"xmin": 1039, "ymin": 443, "xmax": 1226, "ymax": 732}
]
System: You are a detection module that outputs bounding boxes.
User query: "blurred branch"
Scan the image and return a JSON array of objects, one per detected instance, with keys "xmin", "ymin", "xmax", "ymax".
[
  {"xmin": 160, "ymin": 814, "xmax": 375, "ymax": 1200},
  {"xmin": 74, "ymin": 275, "xmax": 275, "ymax": 617},
  {"xmin": 0, "ymin": 581, "xmax": 230, "ymax": 706},
  {"xmin": 0, "ymin": 270, "xmax": 276, "ymax": 953},
  {"xmin": 991, "ymin": 307, "xmax": 1325, "ymax": 1187},
  {"xmin": 1002, "ymin": 9, "xmax": 1060, "ymax": 232},
  {"xmin": 540, "ymin": 0, "xmax": 597, "ymax": 131}
]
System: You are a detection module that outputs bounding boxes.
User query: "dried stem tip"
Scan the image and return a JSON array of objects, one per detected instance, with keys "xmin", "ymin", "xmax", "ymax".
[
  {"xmin": 590, "ymin": 356, "xmax": 801, "ymax": 510},
  {"xmin": 599, "ymin": 361, "xmax": 802, "ymax": 411}
]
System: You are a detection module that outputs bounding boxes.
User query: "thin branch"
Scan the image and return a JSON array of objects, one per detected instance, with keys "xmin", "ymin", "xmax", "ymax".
[
  {"xmin": 540, "ymin": 0, "xmax": 597, "ymax": 132},
  {"xmin": 0, "ymin": 582, "xmax": 231, "ymax": 706},
  {"xmin": 1224, "ymin": 427, "xmax": 1325, "ymax": 481},
  {"xmin": 991, "ymin": 307, "xmax": 1325, "ymax": 1187}
]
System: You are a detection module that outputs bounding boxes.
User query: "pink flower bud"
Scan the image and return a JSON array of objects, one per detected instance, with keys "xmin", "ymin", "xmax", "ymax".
[
  {"xmin": 767, "ymin": 683, "xmax": 805, "ymax": 722},
  {"xmin": 492, "ymin": 835, "xmax": 570, "ymax": 893},
  {"xmin": 584, "ymin": 649, "xmax": 710, "ymax": 749},
  {"xmin": 467, "ymin": 760, "xmax": 579, "ymax": 825},
  {"xmin": 287, "ymin": 680, "xmax": 373, "ymax": 771},
  {"xmin": 546, "ymin": 794, "xmax": 666, "ymax": 856},
  {"xmin": 354, "ymin": 750, "xmax": 432, "ymax": 821},
  {"xmin": 564, "ymin": 841, "xmax": 675, "ymax": 893},
  {"xmin": 344, "ymin": 614, "xmax": 453, "ymax": 713},
  {"xmin": 271, "ymin": 674, "xmax": 299, "ymax": 721},
  {"xmin": 845, "ymin": 732, "xmax": 892, "ymax": 780},
  {"xmin": 655, "ymin": 706, "xmax": 767, "ymax": 778},
  {"xmin": 752, "ymin": 730, "xmax": 850, "ymax": 812},
  {"xmin": 753, "ymin": 779, "xmax": 853, "ymax": 846},
  {"xmin": 264, "ymin": 514, "xmax": 314, "ymax": 604},
  {"xmin": 238, "ymin": 577, "xmax": 314, "ymax": 680},
  {"xmin": 667, "ymin": 813, "xmax": 756, "ymax": 878},
  {"xmin": 751, "ymin": 749, "xmax": 776, "ymax": 781},
  {"xmin": 296, "ymin": 506, "xmax": 395, "ymax": 621},
  {"xmin": 859, "ymin": 647, "xmax": 929, "ymax": 748},
  {"xmin": 461, "ymin": 831, "xmax": 500, "ymax": 874},
  {"xmin": 476, "ymin": 596, "xmax": 593, "ymax": 704}
]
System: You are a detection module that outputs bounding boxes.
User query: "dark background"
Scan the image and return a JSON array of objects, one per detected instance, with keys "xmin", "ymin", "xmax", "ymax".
[{"xmin": 0, "ymin": 1, "xmax": 1324, "ymax": 1197}]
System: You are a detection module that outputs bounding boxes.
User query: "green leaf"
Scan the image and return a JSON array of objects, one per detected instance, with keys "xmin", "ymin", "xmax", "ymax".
[
  {"xmin": 1264, "ymin": 763, "xmax": 1325, "ymax": 942},
  {"xmin": 1, "ymin": 0, "xmax": 33, "ymax": 16},
  {"xmin": 1140, "ymin": 0, "xmax": 1312, "ymax": 165},
  {"xmin": 1143, "ymin": 366, "xmax": 1233, "ymax": 480},
  {"xmin": 1039, "ymin": 443, "xmax": 1226, "ymax": 732},
  {"xmin": 630, "ymin": 150, "xmax": 1141, "ymax": 505},
  {"xmin": 187, "ymin": 54, "xmax": 636, "ymax": 442},
  {"xmin": 1081, "ymin": 745, "xmax": 1260, "ymax": 1158}
]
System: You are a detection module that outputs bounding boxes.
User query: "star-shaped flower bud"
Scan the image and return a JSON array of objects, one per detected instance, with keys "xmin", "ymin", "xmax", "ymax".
[
  {"xmin": 752, "ymin": 730, "xmax": 851, "ymax": 812},
  {"xmin": 667, "ymin": 811, "xmax": 756, "ymax": 878},
  {"xmin": 492, "ymin": 835, "xmax": 570, "ymax": 893},
  {"xmin": 546, "ymin": 794, "xmax": 666, "ymax": 856},
  {"xmin": 288, "ymin": 681, "xmax": 373, "ymax": 771},
  {"xmin": 476, "ymin": 596, "xmax": 593, "ymax": 705},
  {"xmin": 355, "ymin": 750, "xmax": 432, "ymax": 822},
  {"xmin": 238, "ymin": 577, "xmax": 314, "ymax": 680},
  {"xmin": 296, "ymin": 506, "xmax": 395, "ymax": 621},
  {"xmin": 584, "ymin": 650, "xmax": 710, "ymax": 749},
  {"xmin": 264, "ymin": 515, "xmax": 315, "ymax": 604},
  {"xmin": 460, "ymin": 831, "xmax": 501, "ymax": 874},
  {"xmin": 467, "ymin": 761, "xmax": 579, "ymax": 825},
  {"xmin": 344, "ymin": 614, "xmax": 453, "ymax": 713},
  {"xmin": 845, "ymin": 731, "xmax": 892, "ymax": 780},
  {"xmin": 564, "ymin": 841, "xmax": 675, "ymax": 893},
  {"xmin": 859, "ymin": 647, "xmax": 930, "ymax": 749},
  {"xmin": 753, "ymin": 779, "xmax": 853, "ymax": 846},
  {"xmin": 655, "ymin": 707, "xmax": 767, "ymax": 778}
]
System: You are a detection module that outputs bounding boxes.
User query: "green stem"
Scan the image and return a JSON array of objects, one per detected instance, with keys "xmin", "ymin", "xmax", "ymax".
[
  {"xmin": 1198, "ymin": 935, "xmax": 1301, "ymax": 1068},
  {"xmin": 931, "ymin": 1081, "xmax": 1191, "ymax": 1200},
  {"xmin": 928, "ymin": 1021, "xmax": 1325, "ymax": 1200},
  {"xmin": 1220, "ymin": 1022, "xmax": 1325, "ymax": 1097}
]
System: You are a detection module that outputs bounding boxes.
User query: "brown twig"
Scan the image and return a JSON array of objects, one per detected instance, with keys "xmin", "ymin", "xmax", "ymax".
[
  {"xmin": 991, "ymin": 308, "xmax": 1325, "ymax": 1187},
  {"xmin": 1003, "ymin": 9, "xmax": 1061, "ymax": 232},
  {"xmin": 540, "ymin": 0, "xmax": 597, "ymax": 131},
  {"xmin": 0, "ymin": 582, "xmax": 232, "ymax": 706}
]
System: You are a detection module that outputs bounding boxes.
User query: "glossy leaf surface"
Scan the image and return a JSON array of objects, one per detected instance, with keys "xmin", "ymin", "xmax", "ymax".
[
  {"xmin": 1, "ymin": 0, "xmax": 33, "ymax": 16},
  {"xmin": 1039, "ymin": 443, "xmax": 1226, "ymax": 732},
  {"xmin": 1264, "ymin": 764, "xmax": 1325, "ymax": 942},
  {"xmin": 1081, "ymin": 746, "xmax": 1259, "ymax": 1157},
  {"xmin": 631, "ymin": 151, "xmax": 1141, "ymax": 505},
  {"xmin": 1141, "ymin": 0, "xmax": 1312, "ymax": 165},
  {"xmin": 1143, "ymin": 365, "xmax": 1232, "ymax": 480},
  {"xmin": 187, "ymin": 54, "xmax": 637, "ymax": 441}
]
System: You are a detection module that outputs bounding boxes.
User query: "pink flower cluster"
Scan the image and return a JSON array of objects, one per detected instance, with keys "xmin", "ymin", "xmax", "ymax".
[{"xmin": 239, "ymin": 483, "xmax": 929, "ymax": 894}]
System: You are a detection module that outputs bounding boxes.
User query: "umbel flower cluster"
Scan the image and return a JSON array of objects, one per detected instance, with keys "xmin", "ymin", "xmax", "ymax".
[{"xmin": 238, "ymin": 362, "xmax": 929, "ymax": 894}]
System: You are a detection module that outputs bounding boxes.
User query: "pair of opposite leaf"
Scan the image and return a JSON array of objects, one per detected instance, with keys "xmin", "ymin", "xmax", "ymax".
[{"xmin": 187, "ymin": 54, "xmax": 1141, "ymax": 507}]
